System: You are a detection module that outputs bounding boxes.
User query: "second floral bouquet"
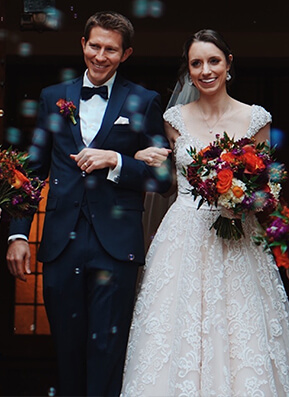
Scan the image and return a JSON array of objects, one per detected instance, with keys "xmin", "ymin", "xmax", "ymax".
[{"xmin": 183, "ymin": 132, "xmax": 287, "ymax": 240}]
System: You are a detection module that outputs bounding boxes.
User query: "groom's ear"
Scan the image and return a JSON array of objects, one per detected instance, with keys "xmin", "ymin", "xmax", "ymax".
[{"xmin": 121, "ymin": 47, "xmax": 133, "ymax": 63}]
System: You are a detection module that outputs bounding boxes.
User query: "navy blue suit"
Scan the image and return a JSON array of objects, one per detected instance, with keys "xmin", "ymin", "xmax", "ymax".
[{"xmin": 10, "ymin": 72, "xmax": 171, "ymax": 396}]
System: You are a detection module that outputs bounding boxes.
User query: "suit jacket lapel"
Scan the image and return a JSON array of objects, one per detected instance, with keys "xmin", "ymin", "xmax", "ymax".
[
  {"xmin": 90, "ymin": 74, "xmax": 130, "ymax": 148},
  {"xmin": 66, "ymin": 77, "xmax": 86, "ymax": 151}
]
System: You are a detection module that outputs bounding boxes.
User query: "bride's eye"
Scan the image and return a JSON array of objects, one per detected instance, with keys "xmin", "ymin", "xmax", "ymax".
[
  {"xmin": 210, "ymin": 58, "xmax": 220, "ymax": 65},
  {"xmin": 191, "ymin": 60, "xmax": 201, "ymax": 68}
]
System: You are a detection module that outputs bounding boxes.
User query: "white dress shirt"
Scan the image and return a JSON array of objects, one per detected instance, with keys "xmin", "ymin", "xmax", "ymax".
[{"xmin": 80, "ymin": 70, "xmax": 122, "ymax": 182}]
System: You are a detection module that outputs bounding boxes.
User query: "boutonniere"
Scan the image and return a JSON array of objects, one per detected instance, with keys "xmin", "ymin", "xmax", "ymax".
[{"xmin": 56, "ymin": 99, "xmax": 77, "ymax": 125}]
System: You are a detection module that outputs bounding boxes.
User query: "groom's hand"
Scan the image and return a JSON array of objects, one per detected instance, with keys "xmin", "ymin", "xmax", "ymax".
[
  {"xmin": 70, "ymin": 148, "xmax": 118, "ymax": 173},
  {"xmin": 6, "ymin": 240, "xmax": 31, "ymax": 282}
]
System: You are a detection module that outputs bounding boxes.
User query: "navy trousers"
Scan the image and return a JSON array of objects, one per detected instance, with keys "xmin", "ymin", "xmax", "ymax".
[{"xmin": 42, "ymin": 214, "xmax": 139, "ymax": 396}]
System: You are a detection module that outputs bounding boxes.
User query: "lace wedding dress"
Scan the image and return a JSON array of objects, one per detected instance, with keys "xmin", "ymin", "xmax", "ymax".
[{"xmin": 121, "ymin": 104, "xmax": 289, "ymax": 397}]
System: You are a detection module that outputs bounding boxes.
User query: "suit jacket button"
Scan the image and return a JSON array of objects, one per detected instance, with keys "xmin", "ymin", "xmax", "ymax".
[{"xmin": 114, "ymin": 176, "xmax": 120, "ymax": 183}]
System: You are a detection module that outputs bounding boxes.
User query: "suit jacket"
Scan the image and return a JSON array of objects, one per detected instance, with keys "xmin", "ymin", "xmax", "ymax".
[{"xmin": 9, "ymin": 73, "xmax": 171, "ymax": 265}]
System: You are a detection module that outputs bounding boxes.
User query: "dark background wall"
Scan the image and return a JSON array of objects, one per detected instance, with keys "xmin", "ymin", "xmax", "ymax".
[{"xmin": 1, "ymin": 1, "xmax": 289, "ymax": 396}]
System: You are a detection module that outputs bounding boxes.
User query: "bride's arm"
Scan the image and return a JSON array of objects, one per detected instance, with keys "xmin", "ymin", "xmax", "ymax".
[{"xmin": 254, "ymin": 123, "xmax": 270, "ymax": 145}]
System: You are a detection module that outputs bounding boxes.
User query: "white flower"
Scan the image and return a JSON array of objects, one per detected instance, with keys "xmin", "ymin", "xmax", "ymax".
[
  {"xmin": 268, "ymin": 181, "xmax": 281, "ymax": 200},
  {"xmin": 218, "ymin": 178, "xmax": 246, "ymax": 209}
]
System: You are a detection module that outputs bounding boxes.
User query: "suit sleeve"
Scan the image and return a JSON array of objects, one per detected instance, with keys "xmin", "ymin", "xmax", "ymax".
[
  {"xmin": 9, "ymin": 90, "xmax": 52, "ymax": 237},
  {"xmin": 117, "ymin": 93, "xmax": 172, "ymax": 193}
]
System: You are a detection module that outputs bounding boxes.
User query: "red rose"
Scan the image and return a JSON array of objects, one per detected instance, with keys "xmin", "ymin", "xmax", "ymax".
[{"xmin": 242, "ymin": 152, "xmax": 265, "ymax": 174}]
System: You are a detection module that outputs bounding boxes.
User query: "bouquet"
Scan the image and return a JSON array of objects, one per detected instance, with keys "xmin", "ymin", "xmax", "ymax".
[
  {"xmin": 253, "ymin": 203, "xmax": 289, "ymax": 269},
  {"xmin": 183, "ymin": 132, "xmax": 287, "ymax": 240},
  {"xmin": 0, "ymin": 147, "xmax": 45, "ymax": 219}
]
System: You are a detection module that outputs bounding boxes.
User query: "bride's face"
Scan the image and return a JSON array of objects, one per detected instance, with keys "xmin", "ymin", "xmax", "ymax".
[{"xmin": 188, "ymin": 41, "xmax": 232, "ymax": 96}]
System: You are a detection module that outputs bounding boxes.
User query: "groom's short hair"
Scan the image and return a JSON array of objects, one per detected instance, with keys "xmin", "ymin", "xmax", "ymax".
[{"xmin": 83, "ymin": 11, "xmax": 134, "ymax": 52}]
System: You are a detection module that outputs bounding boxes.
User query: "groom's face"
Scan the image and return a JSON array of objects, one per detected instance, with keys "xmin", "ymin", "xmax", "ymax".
[{"xmin": 81, "ymin": 26, "xmax": 133, "ymax": 86}]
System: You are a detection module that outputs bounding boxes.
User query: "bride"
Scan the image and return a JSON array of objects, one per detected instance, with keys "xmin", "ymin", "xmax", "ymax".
[{"xmin": 121, "ymin": 29, "xmax": 289, "ymax": 396}]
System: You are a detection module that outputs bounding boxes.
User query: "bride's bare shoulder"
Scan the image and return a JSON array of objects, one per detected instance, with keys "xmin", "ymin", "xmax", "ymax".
[
  {"xmin": 231, "ymin": 99, "xmax": 252, "ymax": 115},
  {"xmin": 180, "ymin": 101, "xmax": 199, "ymax": 116}
]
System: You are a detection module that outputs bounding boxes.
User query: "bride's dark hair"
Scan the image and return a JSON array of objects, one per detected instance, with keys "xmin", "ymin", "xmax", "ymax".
[{"xmin": 178, "ymin": 29, "xmax": 234, "ymax": 88}]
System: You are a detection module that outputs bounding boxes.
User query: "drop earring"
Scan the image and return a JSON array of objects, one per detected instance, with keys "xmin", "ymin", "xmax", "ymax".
[
  {"xmin": 226, "ymin": 71, "xmax": 232, "ymax": 81},
  {"xmin": 188, "ymin": 75, "xmax": 193, "ymax": 86}
]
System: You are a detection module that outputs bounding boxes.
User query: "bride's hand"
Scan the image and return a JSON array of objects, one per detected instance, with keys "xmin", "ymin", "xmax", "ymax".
[{"xmin": 134, "ymin": 147, "xmax": 171, "ymax": 167}]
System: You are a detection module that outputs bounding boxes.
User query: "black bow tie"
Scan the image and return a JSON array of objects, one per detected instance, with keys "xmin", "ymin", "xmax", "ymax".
[{"xmin": 81, "ymin": 85, "xmax": 108, "ymax": 100}]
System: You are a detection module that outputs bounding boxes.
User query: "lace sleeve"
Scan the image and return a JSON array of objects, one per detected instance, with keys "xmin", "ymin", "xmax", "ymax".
[
  {"xmin": 246, "ymin": 105, "xmax": 272, "ymax": 139},
  {"xmin": 163, "ymin": 104, "xmax": 184, "ymax": 132}
]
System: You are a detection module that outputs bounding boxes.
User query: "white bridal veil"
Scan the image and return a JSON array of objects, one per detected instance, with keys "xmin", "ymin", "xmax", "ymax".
[{"xmin": 143, "ymin": 76, "xmax": 199, "ymax": 251}]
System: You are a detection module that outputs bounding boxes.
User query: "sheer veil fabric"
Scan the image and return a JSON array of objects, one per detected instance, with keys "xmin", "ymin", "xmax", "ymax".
[{"xmin": 143, "ymin": 76, "xmax": 199, "ymax": 250}]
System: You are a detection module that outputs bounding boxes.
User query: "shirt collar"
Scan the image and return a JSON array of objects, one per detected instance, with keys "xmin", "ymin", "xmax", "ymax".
[{"xmin": 83, "ymin": 70, "xmax": 116, "ymax": 98}]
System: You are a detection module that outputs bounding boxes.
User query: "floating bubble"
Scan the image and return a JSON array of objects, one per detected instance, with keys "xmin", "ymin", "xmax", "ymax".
[
  {"xmin": 131, "ymin": 113, "xmax": 144, "ymax": 132},
  {"xmin": 18, "ymin": 42, "xmax": 33, "ymax": 57},
  {"xmin": 132, "ymin": 0, "xmax": 149, "ymax": 17},
  {"xmin": 28, "ymin": 145, "xmax": 41, "ymax": 162},
  {"xmin": 5, "ymin": 127, "xmax": 21, "ymax": 145},
  {"xmin": 69, "ymin": 231, "xmax": 77, "ymax": 240},
  {"xmin": 59, "ymin": 68, "xmax": 77, "ymax": 83},
  {"xmin": 48, "ymin": 387, "xmax": 56, "ymax": 397},
  {"xmin": 31, "ymin": 128, "xmax": 47, "ymax": 147},
  {"xmin": 111, "ymin": 205, "xmax": 124, "ymax": 219},
  {"xmin": 253, "ymin": 191, "xmax": 267, "ymax": 210},
  {"xmin": 126, "ymin": 94, "xmax": 142, "ymax": 112},
  {"xmin": 44, "ymin": 7, "xmax": 63, "ymax": 30},
  {"xmin": 46, "ymin": 113, "xmax": 63, "ymax": 133},
  {"xmin": 149, "ymin": 0, "xmax": 165, "ymax": 18},
  {"xmin": 151, "ymin": 134, "xmax": 167, "ymax": 148},
  {"xmin": 268, "ymin": 162, "xmax": 286, "ymax": 183},
  {"xmin": 145, "ymin": 178, "xmax": 158, "ymax": 191},
  {"xmin": 155, "ymin": 165, "xmax": 170, "ymax": 181},
  {"xmin": 95, "ymin": 270, "xmax": 112, "ymax": 285},
  {"xmin": 111, "ymin": 326, "xmax": 118, "ymax": 334},
  {"xmin": 85, "ymin": 175, "xmax": 98, "ymax": 189},
  {"xmin": 271, "ymin": 128, "xmax": 287, "ymax": 148},
  {"xmin": 20, "ymin": 99, "xmax": 38, "ymax": 118}
]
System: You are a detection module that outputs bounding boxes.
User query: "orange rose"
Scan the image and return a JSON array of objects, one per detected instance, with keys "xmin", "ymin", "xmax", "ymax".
[
  {"xmin": 232, "ymin": 186, "xmax": 244, "ymax": 198},
  {"xmin": 216, "ymin": 169, "xmax": 233, "ymax": 194},
  {"xmin": 242, "ymin": 144, "xmax": 256, "ymax": 154},
  {"xmin": 199, "ymin": 146, "xmax": 210, "ymax": 156},
  {"xmin": 242, "ymin": 152, "xmax": 265, "ymax": 174},
  {"xmin": 10, "ymin": 169, "xmax": 29, "ymax": 189},
  {"xmin": 272, "ymin": 246, "xmax": 289, "ymax": 269},
  {"xmin": 220, "ymin": 152, "xmax": 236, "ymax": 163}
]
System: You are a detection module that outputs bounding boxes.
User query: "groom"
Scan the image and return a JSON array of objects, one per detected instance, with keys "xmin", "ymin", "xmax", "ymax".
[{"xmin": 6, "ymin": 11, "xmax": 171, "ymax": 396}]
